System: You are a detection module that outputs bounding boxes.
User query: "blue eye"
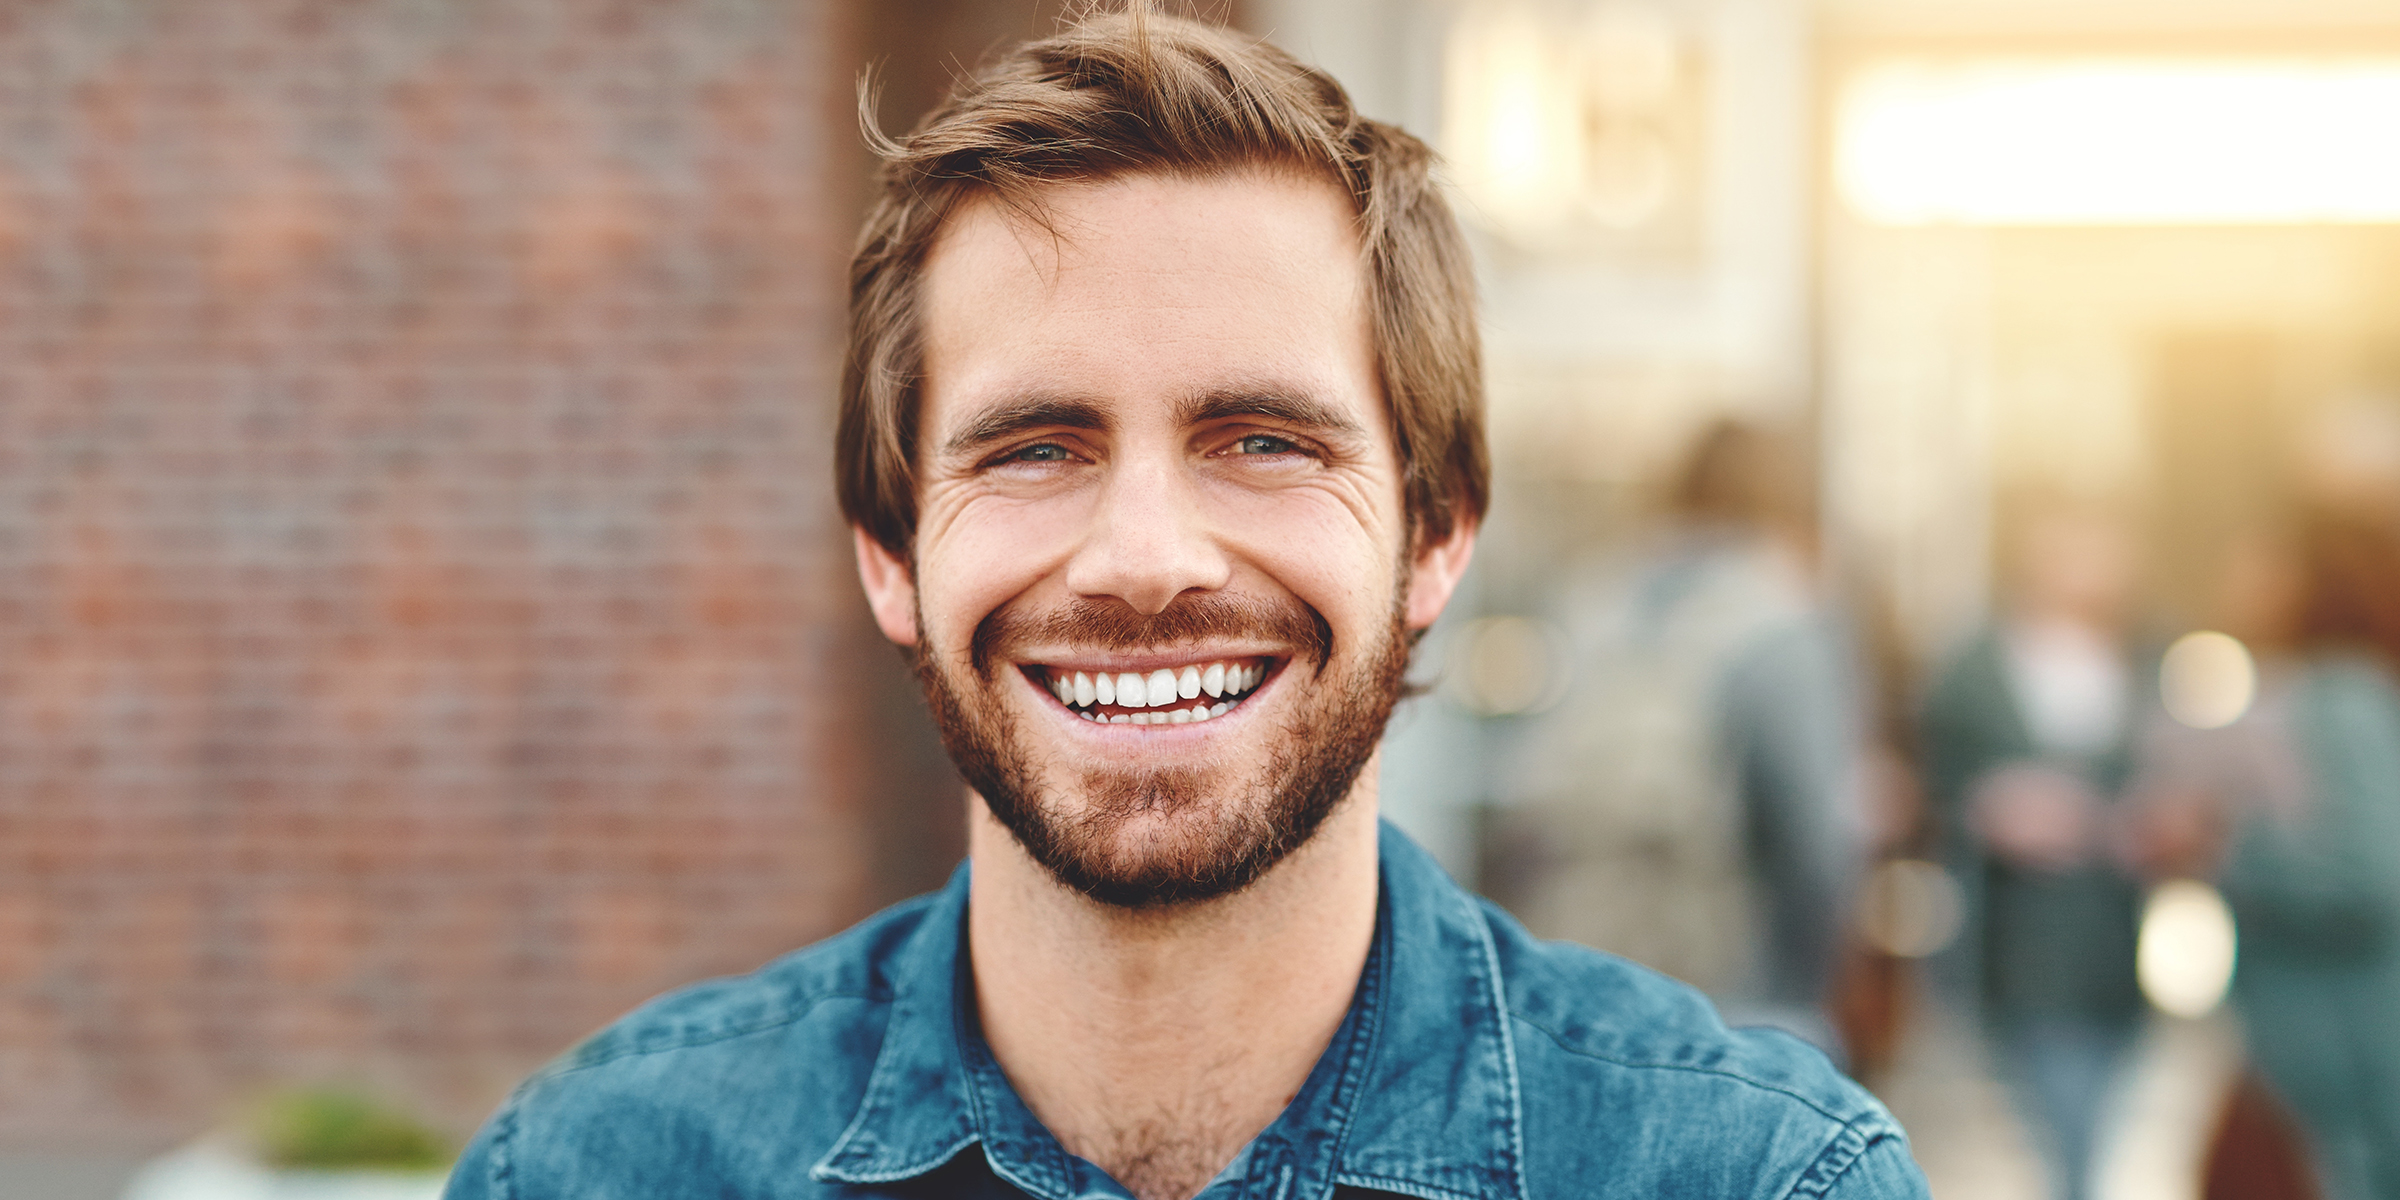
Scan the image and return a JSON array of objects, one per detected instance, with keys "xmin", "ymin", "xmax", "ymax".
[
  {"xmin": 1235, "ymin": 434, "xmax": 1295, "ymax": 455},
  {"xmin": 1011, "ymin": 443, "xmax": 1072, "ymax": 463}
]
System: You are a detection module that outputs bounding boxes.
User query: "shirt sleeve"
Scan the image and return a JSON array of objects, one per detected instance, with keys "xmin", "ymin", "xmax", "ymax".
[{"xmin": 1796, "ymin": 1133, "xmax": 1930, "ymax": 1200}]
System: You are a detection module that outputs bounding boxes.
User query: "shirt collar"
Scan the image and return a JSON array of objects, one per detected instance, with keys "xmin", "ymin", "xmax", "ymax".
[{"xmin": 811, "ymin": 822, "xmax": 1529, "ymax": 1200}]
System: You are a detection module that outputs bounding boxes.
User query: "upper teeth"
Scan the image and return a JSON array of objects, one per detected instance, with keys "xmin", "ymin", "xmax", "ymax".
[{"xmin": 1043, "ymin": 659, "xmax": 1268, "ymax": 717}]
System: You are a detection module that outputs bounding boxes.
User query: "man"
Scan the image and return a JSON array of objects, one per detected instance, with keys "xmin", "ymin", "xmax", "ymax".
[
  {"xmin": 444, "ymin": 9, "xmax": 1928, "ymax": 1199},
  {"xmin": 1493, "ymin": 421, "xmax": 1867, "ymax": 1061},
  {"xmin": 1920, "ymin": 494, "xmax": 2150, "ymax": 1200}
]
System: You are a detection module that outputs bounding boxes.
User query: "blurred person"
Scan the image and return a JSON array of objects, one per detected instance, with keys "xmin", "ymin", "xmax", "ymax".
[
  {"xmin": 1489, "ymin": 419, "xmax": 1870, "ymax": 1060},
  {"xmin": 1919, "ymin": 492, "xmax": 2152, "ymax": 1200},
  {"xmin": 442, "ymin": 9, "xmax": 1928, "ymax": 1200},
  {"xmin": 2289, "ymin": 400, "xmax": 2400, "ymax": 672},
  {"xmin": 2295, "ymin": 398, "xmax": 2400, "ymax": 531},
  {"xmin": 2129, "ymin": 516, "xmax": 2400, "ymax": 1200}
]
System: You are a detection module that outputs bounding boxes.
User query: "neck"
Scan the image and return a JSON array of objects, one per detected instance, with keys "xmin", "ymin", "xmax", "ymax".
[{"xmin": 966, "ymin": 771, "xmax": 1381, "ymax": 1200}]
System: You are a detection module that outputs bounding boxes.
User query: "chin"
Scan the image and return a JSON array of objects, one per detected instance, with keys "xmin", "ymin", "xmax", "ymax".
[
  {"xmin": 1013, "ymin": 765, "xmax": 1320, "ymax": 909},
  {"xmin": 921, "ymin": 592, "xmax": 1411, "ymax": 910}
]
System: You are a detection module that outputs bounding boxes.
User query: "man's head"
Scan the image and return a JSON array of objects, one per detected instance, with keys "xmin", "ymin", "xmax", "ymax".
[
  {"xmin": 840, "ymin": 7, "xmax": 1486, "ymax": 909},
  {"xmin": 1998, "ymin": 489, "xmax": 2141, "ymax": 631}
]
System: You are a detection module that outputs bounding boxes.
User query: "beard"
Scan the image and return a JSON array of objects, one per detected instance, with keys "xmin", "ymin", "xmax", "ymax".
[{"xmin": 916, "ymin": 589, "xmax": 1411, "ymax": 910}]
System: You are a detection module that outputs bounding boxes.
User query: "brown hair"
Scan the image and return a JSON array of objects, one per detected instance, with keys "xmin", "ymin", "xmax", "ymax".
[
  {"xmin": 836, "ymin": 4, "xmax": 1487, "ymax": 560},
  {"xmin": 1670, "ymin": 419, "xmax": 1814, "ymax": 529}
]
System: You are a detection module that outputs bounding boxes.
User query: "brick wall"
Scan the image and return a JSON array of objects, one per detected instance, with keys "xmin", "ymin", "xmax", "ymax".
[{"xmin": 0, "ymin": 0, "xmax": 936, "ymax": 1149}]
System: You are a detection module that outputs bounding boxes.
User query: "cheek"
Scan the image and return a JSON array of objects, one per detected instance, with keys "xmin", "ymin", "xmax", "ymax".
[
  {"xmin": 916, "ymin": 493, "xmax": 1087, "ymax": 652},
  {"xmin": 1213, "ymin": 488, "xmax": 1401, "ymax": 622}
]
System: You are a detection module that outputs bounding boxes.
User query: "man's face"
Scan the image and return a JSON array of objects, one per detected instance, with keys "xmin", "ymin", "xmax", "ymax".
[{"xmin": 854, "ymin": 169, "xmax": 1471, "ymax": 908}]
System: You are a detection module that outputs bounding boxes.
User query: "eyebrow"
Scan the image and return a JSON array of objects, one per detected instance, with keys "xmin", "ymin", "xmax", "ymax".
[
  {"xmin": 941, "ymin": 396, "xmax": 1111, "ymax": 458},
  {"xmin": 937, "ymin": 385, "xmax": 1367, "ymax": 459},
  {"xmin": 1178, "ymin": 387, "xmax": 1366, "ymax": 438}
]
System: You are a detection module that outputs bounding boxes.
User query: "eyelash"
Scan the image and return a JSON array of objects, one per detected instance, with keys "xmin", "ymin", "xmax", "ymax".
[{"xmin": 981, "ymin": 431, "xmax": 1319, "ymax": 470}]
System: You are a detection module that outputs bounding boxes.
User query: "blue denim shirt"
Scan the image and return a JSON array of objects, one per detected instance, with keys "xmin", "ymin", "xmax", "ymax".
[{"xmin": 446, "ymin": 823, "xmax": 1927, "ymax": 1199}]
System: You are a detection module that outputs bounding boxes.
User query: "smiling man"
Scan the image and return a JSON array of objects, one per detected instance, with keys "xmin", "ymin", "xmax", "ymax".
[{"xmin": 444, "ymin": 9, "xmax": 1929, "ymax": 1200}]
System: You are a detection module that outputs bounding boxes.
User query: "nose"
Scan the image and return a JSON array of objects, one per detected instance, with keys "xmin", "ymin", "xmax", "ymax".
[{"xmin": 1061, "ymin": 452, "xmax": 1231, "ymax": 615}]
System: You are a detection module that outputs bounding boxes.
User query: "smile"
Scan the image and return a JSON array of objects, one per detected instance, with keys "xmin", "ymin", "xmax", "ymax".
[{"xmin": 1026, "ymin": 658, "xmax": 1274, "ymax": 725}]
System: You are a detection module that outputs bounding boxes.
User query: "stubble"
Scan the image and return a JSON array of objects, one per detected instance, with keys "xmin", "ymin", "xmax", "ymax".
[{"xmin": 917, "ymin": 591, "xmax": 1409, "ymax": 909}]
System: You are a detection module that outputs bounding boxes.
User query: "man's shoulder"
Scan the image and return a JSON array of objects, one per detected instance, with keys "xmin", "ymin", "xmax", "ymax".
[
  {"xmin": 1477, "ymin": 899, "xmax": 1919, "ymax": 1197},
  {"xmin": 552, "ymin": 889, "xmax": 933, "ymax": 1073},
  {"xmin": 1489, "ymin": 897, "xmax": 1862, "ymax": 1108},
  {"xmin": 445, "ymin": 893, "xmax": 942, "ymax": 1199}
]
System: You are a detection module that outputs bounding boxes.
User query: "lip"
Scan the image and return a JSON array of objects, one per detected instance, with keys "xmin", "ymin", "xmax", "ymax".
[{"xmin": 1005, "ymin": 645, "xmax": 1293, "ymax": 675}]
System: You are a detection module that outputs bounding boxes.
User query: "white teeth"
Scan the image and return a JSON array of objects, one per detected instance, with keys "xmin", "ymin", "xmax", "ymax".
[{"xmin": 1042, "ymin": 657, "xmax": 1271, "ymax": 718}]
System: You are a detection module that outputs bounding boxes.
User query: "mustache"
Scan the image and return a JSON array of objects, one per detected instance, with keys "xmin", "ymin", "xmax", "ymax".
[{"xmin": 969, "ymin": 592, "xmax": 1334, "ymax": 677}]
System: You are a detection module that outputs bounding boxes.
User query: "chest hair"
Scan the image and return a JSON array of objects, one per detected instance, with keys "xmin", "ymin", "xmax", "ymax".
[{"xmin": 1082, "ymin": 1098, "xmax": 1266, "ymax": 1200}]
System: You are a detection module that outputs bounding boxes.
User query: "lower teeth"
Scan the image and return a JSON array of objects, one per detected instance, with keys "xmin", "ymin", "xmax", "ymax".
[{"xmin": 1083, "ymin": 701, "xmax": 1235, "ymax": 725}]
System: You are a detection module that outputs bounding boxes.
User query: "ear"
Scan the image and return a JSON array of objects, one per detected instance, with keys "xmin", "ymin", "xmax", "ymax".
[
  {"xmin": 1402, "ymin": 514, "xmax": 1478, "ymax": 632},
  {"xmin": 852, "ymin": 525, "xmax": 920, "ymax": 646}
]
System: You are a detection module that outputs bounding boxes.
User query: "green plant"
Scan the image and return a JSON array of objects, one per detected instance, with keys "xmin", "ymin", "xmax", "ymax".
[{"xmin": 247, "ymin": 1087, "xmax": 450, "ymax": 1172}]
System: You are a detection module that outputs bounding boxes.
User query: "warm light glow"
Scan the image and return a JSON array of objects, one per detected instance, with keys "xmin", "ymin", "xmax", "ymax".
[
  {"xmin": 2138, "ymin": 880, "xmax": 2238, "ymax": 1018},
  {"xmin": 1447, "ymin": 616, "xmax": 1569, "ymax": 716},
  {"xmin": 1856, "ymin": 859, "xmax": 1964, "ymax": 958},
  {"xmin": 2161, "ymin": 631, "xmax": 2257, "ymax": 730},
  {"xmin": 1443, "ymin": 1, "xmax": 1681, "ymax": 238},
  {"xmin": 1838, "ymin": 59, "xmax": 2400, "ymax": 225}
]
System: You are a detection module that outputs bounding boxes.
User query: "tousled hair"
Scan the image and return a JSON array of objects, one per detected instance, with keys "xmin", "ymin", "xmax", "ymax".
[{"xmin": 836, "ymin": 3, "xmax": 1487, "ymax": 560}]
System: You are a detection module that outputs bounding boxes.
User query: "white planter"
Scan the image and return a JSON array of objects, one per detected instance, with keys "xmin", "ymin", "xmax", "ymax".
[{"xmin": 121, "ymin": 1140, "xmax": 446, "ymax": 1200}]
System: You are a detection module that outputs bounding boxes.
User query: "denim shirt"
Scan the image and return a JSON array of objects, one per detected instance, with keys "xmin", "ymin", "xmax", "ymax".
[{"xmin": 446, "ymin": 823, "xmax": 1926, "ymax": 1199}]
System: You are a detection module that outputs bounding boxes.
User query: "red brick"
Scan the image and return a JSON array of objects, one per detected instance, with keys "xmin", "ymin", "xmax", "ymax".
[{"xmin": 0, "ymin": 0, "xmax": 892, "ymax": 1149}]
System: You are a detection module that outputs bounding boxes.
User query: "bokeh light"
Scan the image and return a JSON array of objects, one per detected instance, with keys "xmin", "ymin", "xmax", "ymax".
[
  {"xmin": 1444, "ymin": 616, "xmax": 1570, "ymax": 717},
  {"xmin": 2160, "ymin": 631, "xmax": 2258, "ymax": 730},
  {"xmin": 1855, "ymin": 859, "xmax": 1964, "ymax": 959},
  {"xmin": 2137, "ymin": 880, "xmax": 2240, "ymax": 1019}
]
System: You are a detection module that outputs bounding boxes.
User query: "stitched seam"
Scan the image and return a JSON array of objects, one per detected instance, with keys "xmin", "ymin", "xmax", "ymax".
[
  {"xmin": 1332, "ymin": 1170, "xmax": 1487, "ymax": 1200},
  {"xmin": 811, "ymin": 993, "xmax": 913, "ymax": 1178},
  {"xmin": 1511, "ymin": 1012, "xmax": 1881, "ymax": 1128},
  {"xmin": 1319, "ymin": 890, "xmax": 1393, "ymax": 1196},
  {"xmin": 1778, "ymin": 1121, "xmax": 1887, "ymax": 1200},
  {"xmin": 815, "ymin": 1132, "xmax": 980, "ymax": 1184},
  {"xmin": 488, "ymin": 1099, "xmax": 518, "ymax": 1200},
  {"xmin": 1468, "ymin": 903, "xmax": 1531, "ymax": 1200},
  {"xmin": 542, "ymin": 989, "xmax": 880, "ymax": 1077}
]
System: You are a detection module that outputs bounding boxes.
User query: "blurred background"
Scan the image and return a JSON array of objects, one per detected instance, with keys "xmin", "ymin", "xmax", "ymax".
[{"xmin": 6, "ymin": 0, "xmax": 2400, "ymax": 1197}]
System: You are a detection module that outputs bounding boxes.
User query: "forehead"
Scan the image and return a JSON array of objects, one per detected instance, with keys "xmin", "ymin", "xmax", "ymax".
[{"xmin": 916, "ymin": 169, "xmax": 1379, "ymax": 442}]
